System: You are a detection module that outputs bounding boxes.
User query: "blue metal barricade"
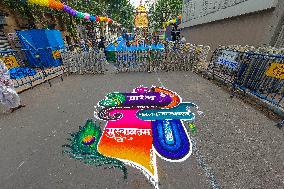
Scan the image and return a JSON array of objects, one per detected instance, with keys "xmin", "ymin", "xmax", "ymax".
[
  {"xmin": 233, "ymin": 52, "xmax": 284, "ymax": 108},
  {"xmin": 209, "ymin": 47, "xmax": 284, "ymax": 126}
]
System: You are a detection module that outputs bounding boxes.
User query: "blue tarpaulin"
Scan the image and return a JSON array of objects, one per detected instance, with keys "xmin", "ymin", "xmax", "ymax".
[
  {"xmin": 16, "ymin": 29, "xmax": 65, "ymax": 68},
  {"xmin": 105, "ymin": 35, "xmax": 164, "ymax": 62},
  {"xmin": 105, "ymin": 35, "xmax": 164, "ymax": 52},
  {"xmin": 9, "ymin": 67, "xmax": 36, "ymax": 79}
]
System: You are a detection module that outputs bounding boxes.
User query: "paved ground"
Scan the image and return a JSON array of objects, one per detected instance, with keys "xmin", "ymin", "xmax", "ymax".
[{"xmin": 0, "ymin": 71, "xmax": 283, "ymax": 189}]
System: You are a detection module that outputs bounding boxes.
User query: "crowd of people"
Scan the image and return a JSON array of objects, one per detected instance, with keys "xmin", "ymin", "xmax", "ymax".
[
  {"xmin": 75, "ymin": 22, "xmax": 187, "ymax": 52},
  {"xmin": 77, "ymin": 36, "xmax": 106, "ymax": 52}
]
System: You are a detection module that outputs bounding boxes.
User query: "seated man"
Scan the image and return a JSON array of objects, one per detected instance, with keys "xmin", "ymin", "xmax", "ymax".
[{"xmin": 0, "ymin": 60, "xmax": 25, "ymax": 112}]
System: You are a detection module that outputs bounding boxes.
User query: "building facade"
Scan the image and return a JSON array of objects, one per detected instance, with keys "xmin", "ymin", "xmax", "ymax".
[{"xmin": 180, "ymin": 0, "xmax": 284, "ymax": 50}]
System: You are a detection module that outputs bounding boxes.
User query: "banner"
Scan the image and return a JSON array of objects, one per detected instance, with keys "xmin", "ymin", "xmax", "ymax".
[
  {"xmin": 216, "ymin": 50, "xmax": 239, "ymax": 70},
  {"xmin": 265, "ymin": 63, "xmax": 284, "ymax": 79},
  {"xmin": 0, "ymin": 56, "xmax": 19, "ymax": 69}
]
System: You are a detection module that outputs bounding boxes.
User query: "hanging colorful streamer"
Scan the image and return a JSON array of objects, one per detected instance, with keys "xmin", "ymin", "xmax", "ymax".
[{"xmin": 27, "ymin": 0, "xmax": 113, "ymax": 23}]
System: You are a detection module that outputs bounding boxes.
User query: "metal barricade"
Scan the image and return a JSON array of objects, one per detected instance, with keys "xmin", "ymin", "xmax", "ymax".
[
  {"xmin": 208, "ymin": 48, "xmax": 239, "ymax": 85},
  {"xmin": 112, "ymin": 42, "xmax": 210, "ymax": 74},
  {"xmin": 61, "ymin": 48, "xmax": 106, "ymax": 75},
  {"xmin": 208, "ymin": 47, "xmax": 284, "ymax": 126},
  {"xmin": 233, "ymin": 52, "xmax": 284, "ymax": 108},
  {"xmin": 0, "ymin": 48, "xmax": 64, "ymax": 92}
]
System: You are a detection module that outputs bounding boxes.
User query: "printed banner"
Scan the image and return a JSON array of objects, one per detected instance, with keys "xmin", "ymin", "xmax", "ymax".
[
  {"xmin": 216, "ymin": 50, "xmax": 239, "ymax": 70},
  {"xmin": 0, "ymin": 56, "xmax": 19, "ymax": 69},
  {"xmin": 265, "ymin": 63, "xmax": 284, "ymax": 79}
]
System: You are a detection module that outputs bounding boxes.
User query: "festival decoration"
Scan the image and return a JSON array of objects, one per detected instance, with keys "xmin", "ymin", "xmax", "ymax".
[
  {"xmin": 134, "ymin": 4, "xmax": 148, "ymax": 28},
  {"xmin": 52, "ymin": 50, "xmax": 61, "ymax": 59},
  {"xmin": 163, "ymin": 15, "xmax": 182, "ymax": 28},
  {"xmin": 189, "ymin": 123, "xmax": 196, "ymax": 135},
  {"xmin": 64, "ymin": 86, "xmax": 201, "ymax": 188},
  {"xmin": 265, "ymin": 63, "xmax": 284, "ymax": 79},
  {"xmin": 0, "ymin": 56, "xmax": 20, "ymax": 69},
  {"xmin": 27, "ymin": 0, "xmax": 113, "ymax": 23},
  {"xmin": 63, "ymin": 119, "xmax": 127, "ymax": 179}
]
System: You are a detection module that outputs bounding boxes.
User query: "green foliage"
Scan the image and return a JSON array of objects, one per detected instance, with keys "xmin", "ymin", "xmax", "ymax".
[
  {"xmin": 2, "ymin": 0, "xmax": 67, "ymax": 29},
  {"xmin": 105, "ymin": 0, "xmax": 135, "ymax": 30},
  {"xmin": 2, "ymin": 0, "xmax": 30, "ymax": 18},
  {"xmin": 2, "ymin": 0, "xmax": 135, "ymax": 32},
  {"xmin": 148, "ymin": 0, "xmax": 183, "ymax": 29},
  {"xmin": 55, "ymin": 0, "xmax": 134, "ymax": 30}
]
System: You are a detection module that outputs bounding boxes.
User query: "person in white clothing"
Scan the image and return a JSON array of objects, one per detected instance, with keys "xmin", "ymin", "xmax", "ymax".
[
  {"xmin": 181, "ymin": 35, "xmax": 186, "ymax": 44},
  {"xmin": 0, "ymin": 60, "xmax": 25, "ymax": 112}
]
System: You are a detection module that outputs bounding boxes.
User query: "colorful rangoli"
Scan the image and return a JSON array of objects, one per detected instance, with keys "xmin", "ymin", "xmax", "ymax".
[{"xmin": 63, "ymin": 86, "xmax": 200, "ymax": 188}]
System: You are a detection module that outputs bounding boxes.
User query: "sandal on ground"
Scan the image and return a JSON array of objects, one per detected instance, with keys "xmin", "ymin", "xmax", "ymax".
[{"xmin": 10, "ymin": 104, "xmax": 26, "ymax": 113}]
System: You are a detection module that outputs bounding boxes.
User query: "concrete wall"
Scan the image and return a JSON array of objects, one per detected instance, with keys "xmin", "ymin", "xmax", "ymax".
[
  {"xmin": 269, "ymin": 0, "xmax": 284, "ymax": 46},
  {"xmin": 181, "ymin": 8, "xmax": 276, "ymax": 51},
  {"xmin": 181, "ymin": 0, "xmax": 284, "ymax": 53},
  {"xmin": 182, "ymin": 0, "xmax": 278, "ymax": 27}
]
